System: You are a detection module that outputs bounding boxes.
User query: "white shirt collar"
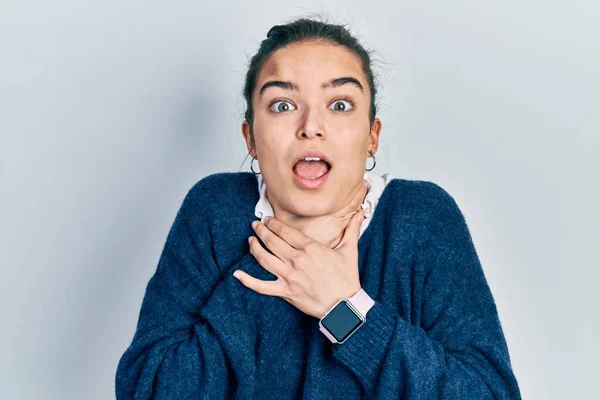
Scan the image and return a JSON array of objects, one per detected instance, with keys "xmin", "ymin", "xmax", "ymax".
[{"xmin": 254, "ymin": 172, "xmax": 394, "ymax": 237}]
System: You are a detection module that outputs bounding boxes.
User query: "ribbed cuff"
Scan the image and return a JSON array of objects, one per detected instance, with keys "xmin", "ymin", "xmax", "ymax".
[{"xmin": 331, "ymin": 300, "xmax": 397, "ymax": 389}]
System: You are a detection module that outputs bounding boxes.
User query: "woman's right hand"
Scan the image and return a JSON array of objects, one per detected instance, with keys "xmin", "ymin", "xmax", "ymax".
[{"xmin": 311, "ymin": 179, "xmax": 370, "ymax": 249}]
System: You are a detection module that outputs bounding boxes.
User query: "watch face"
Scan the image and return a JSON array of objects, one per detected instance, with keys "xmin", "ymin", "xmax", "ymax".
[{"xmin": 321, "ymin": 300, "xmax": 363, "ymax": 343}]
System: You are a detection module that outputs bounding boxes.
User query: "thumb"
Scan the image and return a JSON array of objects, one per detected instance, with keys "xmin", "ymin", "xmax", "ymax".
[{"xmin": 338, "ymin": 208, "xmax": 365, "ymax": 250}]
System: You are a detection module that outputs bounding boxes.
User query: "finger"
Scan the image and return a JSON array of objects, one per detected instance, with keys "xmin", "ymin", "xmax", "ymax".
[
  {"xmin": 253, "ymin": 220, "xmax": 299, "ymax": 262},
  {"xmin": 357, "ymin": 179, "xmax": 370, "ymax": 207},
  {"xmin": 348, "ymin": 179, "xmax": 370, "ymax": 213},
  {"xmin": 249, "ymin": 235, "xmax": 290, "ymax": 277},
  {"xmin": 338, "ymin": 208, "xmax": 365, "ymax": 249},
  {"xmin": 332, "ymin": 179, "xmax": 370, "ymax": 219},
  {"xmin": 233, "ymin": 269, "xmax": 285, "ymax": 297},
  {"xmin": 262, "ymin": 217, "xmax": 312, "ymax": 252}
]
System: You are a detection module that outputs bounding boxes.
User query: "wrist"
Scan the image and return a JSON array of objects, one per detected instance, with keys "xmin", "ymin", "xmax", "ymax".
[{"xmin": 317, "ymin": 285, "xmax": 362, "ymax": 319}]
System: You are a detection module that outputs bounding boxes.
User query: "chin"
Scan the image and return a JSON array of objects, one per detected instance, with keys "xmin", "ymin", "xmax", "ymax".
[{"xmin": 285, "ymin": 194, "xmax": 334, "ymax": 217}]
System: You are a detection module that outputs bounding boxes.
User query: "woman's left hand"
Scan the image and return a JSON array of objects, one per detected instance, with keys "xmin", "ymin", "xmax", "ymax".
[{"xmin": 233, "ymin": 209, "xmax": 366, "ymax": 319}]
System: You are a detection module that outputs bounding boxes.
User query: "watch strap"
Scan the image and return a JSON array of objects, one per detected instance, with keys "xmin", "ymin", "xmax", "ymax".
[
  {"xmin": 319, "ymin": 324, "xmax": 338, "ymax": 343},
  {"xmin": 347, "ymin": 288, "xmax": 375, "ymax": 318}
]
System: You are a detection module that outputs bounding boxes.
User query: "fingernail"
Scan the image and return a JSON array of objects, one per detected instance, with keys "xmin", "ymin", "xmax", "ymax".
[
  {"xmin": 233, "ymin": 270, "xmax": 242, "ymax": 279},
  {"xmin": 363, "ymin": 180, "xmax": 369, "ymax": 188}
]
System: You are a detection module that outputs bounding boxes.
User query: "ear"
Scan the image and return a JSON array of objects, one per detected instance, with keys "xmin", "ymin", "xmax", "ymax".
[
  {"xmin": 368, "ymin": 118, "xmax": 382, "ymax": 154},
  {"xmin": 241, "ymin": 120, "xmax": 256, "ymax": 157}
]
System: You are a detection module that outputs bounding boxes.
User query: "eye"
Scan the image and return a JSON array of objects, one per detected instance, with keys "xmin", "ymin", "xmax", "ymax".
[
  {"xmin": 329, "ymin": 98, "xmax": 354, "ymax": 112},
  {"xmin": 270, "ymin": 100, "xmax": 297, "ymax": 113}
]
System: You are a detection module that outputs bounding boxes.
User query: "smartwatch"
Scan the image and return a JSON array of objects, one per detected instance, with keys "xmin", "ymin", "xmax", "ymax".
[{"xmin": 318, "ymin": 288, "xmax": 375, "ymax": 344}]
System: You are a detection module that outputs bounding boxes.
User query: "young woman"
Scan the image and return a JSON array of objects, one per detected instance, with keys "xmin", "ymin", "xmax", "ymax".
[{"xmin": 116, "ymin": 18, "xmax": 521, "ymax": 399}]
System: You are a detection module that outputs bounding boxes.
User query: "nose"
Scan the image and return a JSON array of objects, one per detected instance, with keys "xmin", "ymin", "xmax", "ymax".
[{"xmin": 297, "ymin": 105, "xmax": 326, "ymax": 140}]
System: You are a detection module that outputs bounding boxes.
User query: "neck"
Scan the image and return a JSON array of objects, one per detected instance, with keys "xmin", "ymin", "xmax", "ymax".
[{"xmin": 265, "ymin": 184, "xmax": 367, "ymax": 248}]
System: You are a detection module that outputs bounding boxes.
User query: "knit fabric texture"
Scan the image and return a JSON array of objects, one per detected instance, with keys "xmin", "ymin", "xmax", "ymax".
[{"xmin": 115, "ymin": 172, "xmax": 521, "ymax": 399}]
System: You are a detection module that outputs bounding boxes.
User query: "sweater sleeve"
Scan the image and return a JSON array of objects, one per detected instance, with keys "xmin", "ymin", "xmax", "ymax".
[
  {"xmin": 115, "ymin": 181, "xmax": 292, "ymax": 400},
  {"xmin": 331, "ymin": 185, "xmax": 522, "ymax": 399}
]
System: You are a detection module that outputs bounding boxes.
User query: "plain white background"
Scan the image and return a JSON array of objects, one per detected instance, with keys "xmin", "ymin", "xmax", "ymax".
[{"xmin": 2, "ymin": 1, "xmax": 598, "ymax": 399}]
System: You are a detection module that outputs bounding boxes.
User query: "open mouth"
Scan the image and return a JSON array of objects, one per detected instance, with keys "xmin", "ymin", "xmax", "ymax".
[
  {"xmin": 292, "ymin": 159, "xmax": 332, "ymax": 180},
  {"xmin": 291, "ymin": 158, "xmax": 332, "ymax": 190}
]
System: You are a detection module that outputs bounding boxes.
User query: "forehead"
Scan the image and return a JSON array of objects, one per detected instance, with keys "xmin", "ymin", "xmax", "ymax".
[{"xmin": 256, "ymin": 41, "xmax": 366, "ymax": 90}]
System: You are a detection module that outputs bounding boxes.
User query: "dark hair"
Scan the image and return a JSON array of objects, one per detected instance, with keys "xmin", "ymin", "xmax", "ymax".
[{"xmin": 242, "ymin": 17, "xmax": 379, "ymax": 154}]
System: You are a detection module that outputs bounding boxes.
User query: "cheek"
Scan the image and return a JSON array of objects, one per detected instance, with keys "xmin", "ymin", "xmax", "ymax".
[
  {"xmin": 331, "ymin": 128, "xmax": 368, "ymax": 159},
  {"xmin": 254, "ymin": 113, "xmax": 294, "ymax": 140},
  {"xmin": 252, "ymin": 131, "xmax": 293, "ymax": 171},
  {"xmin": 252, "ymin": 119, "xmax": 280, "ymax": 148}
]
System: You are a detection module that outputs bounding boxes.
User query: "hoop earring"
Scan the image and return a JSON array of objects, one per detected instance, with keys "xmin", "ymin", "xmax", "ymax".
[
  {"xmin": 250, "ymin": 155, "xmax": 261, "ymax": 175},
  {"xmin": 365, "ymin": 150, "xmax": 376, "ymax": 171}
]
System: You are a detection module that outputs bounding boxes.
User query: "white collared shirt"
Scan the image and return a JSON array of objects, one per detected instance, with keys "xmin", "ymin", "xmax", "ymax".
[{"xmin": 254, "ymin": 172, "xmax": 395, "ymax": 238}]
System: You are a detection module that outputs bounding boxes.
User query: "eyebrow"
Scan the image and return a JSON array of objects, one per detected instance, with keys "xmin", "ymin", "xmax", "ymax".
[{"xmin": 258, "ymin": 76, "xmax": 364, "ymax": 98}]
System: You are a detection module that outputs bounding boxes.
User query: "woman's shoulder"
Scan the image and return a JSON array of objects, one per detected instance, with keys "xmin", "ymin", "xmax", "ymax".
[
  {"xmin": 380, "ymin": 177, "xmax": 474, "ymax": 260},
  {"xmin": 171, "ymin": 172, "xmax": 259, "ymax": 225},
  {"xmin": 184, "ymin": 172, "xmax": 258, "ymax": 205},
  {"xmin": 383, "ymin": 177, "xmax": 469, "ymax": 235},
  {"xmin": 386, "ymin": 177, "xmax": 461, "ymax": 213}
]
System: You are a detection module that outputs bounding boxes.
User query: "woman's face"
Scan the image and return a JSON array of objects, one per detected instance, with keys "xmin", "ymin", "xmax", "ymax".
[{"xmin": 242, "ymin": 40, "xmax": 382, "ymax": 218}]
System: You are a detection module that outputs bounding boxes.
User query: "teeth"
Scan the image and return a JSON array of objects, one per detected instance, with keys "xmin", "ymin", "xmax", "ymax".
[{"xmin": 302, "ymin": 157, "xmax": 322, "ymax": 161}]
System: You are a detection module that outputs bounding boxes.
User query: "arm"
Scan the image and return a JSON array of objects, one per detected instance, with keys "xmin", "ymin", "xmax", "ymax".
[
  {"xmin": 115, "ymin": 180, "xmax": 284, "ymax": 399},
  {"xmin": 332, "ymin": 186, "xmax": 521, "ymax": 399}
]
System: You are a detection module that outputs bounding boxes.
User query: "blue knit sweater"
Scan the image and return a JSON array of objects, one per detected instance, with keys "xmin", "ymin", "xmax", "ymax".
[{"xmin": 115, "ymin": 172, "xmax": 521, "ymax": 399}]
